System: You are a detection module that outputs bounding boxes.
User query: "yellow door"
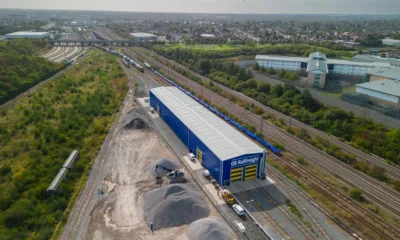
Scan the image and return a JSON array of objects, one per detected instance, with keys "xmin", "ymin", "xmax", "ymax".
[
  {"xmin": 196, "ymin": 148, "xmax": 203, "ymax": 163},
  {"xmin": 230, "ymin": 167, "xmax": 243, "ymax": 182},
  {"xmin": 245, "ymin": 165, "xmax": 257, "ymax": 181}
]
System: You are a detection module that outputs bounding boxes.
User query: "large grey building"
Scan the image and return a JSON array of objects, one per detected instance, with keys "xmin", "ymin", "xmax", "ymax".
[
  {"xmin": 5, "ymin": 31, "xmax": 50, "ymax": 40},
  {"xmin": 356, "ymin": 80, "xmax": 400, "ymax": 110}
]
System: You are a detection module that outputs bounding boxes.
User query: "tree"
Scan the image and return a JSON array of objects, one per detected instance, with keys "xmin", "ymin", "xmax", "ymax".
[
  {"xmin": 277, "ymin": 69, "xmax": 286, "ymax": 78},
  {"xmin": 380, "ymin": 53, "xmax": 386, "ymax": 58},
  {"xmin": 3, "ymin": 199, "xmax": 34, "ymax": 228},
  {"xmin": 257, "ymin": 82, "xmax": 271, "ymax": 93},
  {"xmin": 198, "ymin": 59, "xmax": 212, "ymax": 75},
  {"xmin": 288, "ymin": 72, "xmax": 299, "ymax": 81},
  {"xmin": 260, "ymin": 65, "xmax": 267, "ymax": 73},
  {"xmin": 238, "ymin": 68, "xmax": 247, "ymax": 81},
  {"xmin": 349, "ymin": 188, "xmax": 364, "ymax": 201},
  {"xmin": 271, "ymin": 84, "xmax": 284, "ymax": 97},
  {"xmin": 284, "ymin": 72, "xmax": 291, "ymax": 79},
  {"xmin": 252, "ymin": 62, "xmax": 260, "ymax": 71},
  {"xmin": 267, "ymin": 67, "xmax": 275, "ymax": 75}
]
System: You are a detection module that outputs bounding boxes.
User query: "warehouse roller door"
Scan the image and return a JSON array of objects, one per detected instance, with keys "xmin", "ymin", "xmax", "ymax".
[
  {"xmin": 197, "ymin": 148, "xmax": 203, "ymax": 163},
  {"xmin": 230, "ymin": 167, "xmax": 243, "ymax": 182},
  {"xmin": 245, "ymin": 165, "xmax": 257, "ymax": 180}
]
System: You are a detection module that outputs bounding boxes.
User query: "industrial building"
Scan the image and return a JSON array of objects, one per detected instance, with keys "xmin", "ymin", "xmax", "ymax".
[
  {"xmin": 256, "ymin": 51, "xmax": 392, "ymax": 88},
  {"xmin": 368, "ymin": 68, "xmax": 400, "ymax": 82},
  {"xmin": 356, "ymin": 80, "xmax": 400, "ymax": 110},
  {"xmin": 353, "ymin": 54, "xmax": 400, "ymax": 69},
  {"xmin": 5, "ymin": 31, "xmax": 50, "ymax": 40},
  {"xmin": 129, "ymin": 32, "xmax": 157, "ymax": 40},
  {"xmin": 382, "ymin": 38, "xmax": 400, "ymax": 47},
  {"xmin": 150, "ymin": 87, "xmax": 266, "ymax": 186}
]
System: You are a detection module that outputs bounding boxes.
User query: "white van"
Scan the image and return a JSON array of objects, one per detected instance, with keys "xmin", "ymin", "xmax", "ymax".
[
  {"xmin": 232, "ymin": 204, "xmax": 245, "ymax": 216},
  {"xmin": 187, "ymin": 153, "xmax": 196, "ymax": 161}
]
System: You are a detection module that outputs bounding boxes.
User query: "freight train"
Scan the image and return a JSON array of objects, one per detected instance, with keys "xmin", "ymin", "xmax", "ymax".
[
  {"xmin": 96, "ymin": 45, "xmax": 144, "ymax": 73},
  {"xmin": 122, "ymin": 59, "xmax": 130, "ymax": 68}
]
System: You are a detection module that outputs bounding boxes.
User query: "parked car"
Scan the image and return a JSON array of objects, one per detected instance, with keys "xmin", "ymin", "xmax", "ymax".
[
  {"xmin": 232, "ymin": 204, "xmax": 245, "ymax": 216},
  {"xmin": 187, "ymin": 153, "xmax": 196, "ymax": 161},
  {"xmin": 202, "ymin": 170, "xmax": 210, "ymax": 179}
]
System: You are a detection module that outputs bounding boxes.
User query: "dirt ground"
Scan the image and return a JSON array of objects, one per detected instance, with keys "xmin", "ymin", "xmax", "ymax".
[{"xmin": 83, "ymin": 107, "xmax": 220, "ymax": 240}]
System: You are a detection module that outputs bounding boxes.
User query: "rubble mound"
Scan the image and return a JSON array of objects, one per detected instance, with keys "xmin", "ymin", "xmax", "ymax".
[
  {"xmin": 123, "ymin": 108, "xmax": 150, "ymax": 129},
  {"xmin": 187, "ymin": 217, "xmax": 233, "ymax": 240},
  {"xmin": 143, "ymin": 184, "xmax": 210, "ymax": 230},
  {"xmin": 148, "ymin": 158, "xmax": 179, "ymax": 177}
]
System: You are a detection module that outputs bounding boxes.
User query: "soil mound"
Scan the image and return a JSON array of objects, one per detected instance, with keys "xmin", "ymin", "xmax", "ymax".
[
  {"xmin": 187, "ymin": 217, "xmax": 233, "ymax": 240},
  {"xmin": 143, "ymin": 184, "xmax": 210, "ymax": 230}
]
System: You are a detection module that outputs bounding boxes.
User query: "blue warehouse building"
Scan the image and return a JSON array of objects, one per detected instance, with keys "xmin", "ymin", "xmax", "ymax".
[{"xmin": 150, "ymin": 86, "xmax": 266, "ymax": 186}]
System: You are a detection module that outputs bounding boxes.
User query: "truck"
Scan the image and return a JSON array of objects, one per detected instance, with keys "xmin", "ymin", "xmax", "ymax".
[
  {"xmin": 222, "ymin": 189, "xmax": 235, "ymax": 205},
  {"xmin": 155, "ymin": 164, "xmax": 185, "ymax": 183}
]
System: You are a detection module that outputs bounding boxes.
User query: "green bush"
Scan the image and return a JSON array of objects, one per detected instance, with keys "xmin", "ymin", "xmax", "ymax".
[
  {"xmin": 267, "ymin": 67, "xmax": 275, "ymax": 75},
  {"xmin": 349, "ymin": 188, "xmax": 364, "ymax": 201},
  {"xmin": 277, "ymin": 69, "xmax": 286, "ymax": 78}
]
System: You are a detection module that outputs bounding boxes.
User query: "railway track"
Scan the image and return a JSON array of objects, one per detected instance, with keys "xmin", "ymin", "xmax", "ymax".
[
  {"xmin": 267, "ymin": 168, "xmax": 333, "ymax": 240},
  {"xmin": 134, "ymin": 47, "xmax": 400, "ymax": 181},
  {"xmin": 126, "ymin": 47, "xmax": 400, "ymax": 240}
]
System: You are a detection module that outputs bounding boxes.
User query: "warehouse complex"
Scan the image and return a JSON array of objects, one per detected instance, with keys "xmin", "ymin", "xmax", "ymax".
[
  {"xmin": 256, "ymin": 52, "xmax": 392, "ymax": 88},
  {"xmin": 356, "ymin": 80, "xmax": 400, "ymax": 110},
  {"xmin": 5, "ymin": 31, "xmax": 50, "ymax": 40},
  {"xmin": 150, "ymin": 87, "xmax": 266, "ymax": 186}
]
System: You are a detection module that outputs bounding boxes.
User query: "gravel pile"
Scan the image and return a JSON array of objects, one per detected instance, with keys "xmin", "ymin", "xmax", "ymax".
[
  {"xmin": 148, "ymin": 158, "xmax": 179, "ymax": 177},
  {"xmin": 187, "ymin": 217, "xmax": 233, "ymax": 240},
  {"xmin": 143, "ymin": 184, "xmax": 210, "ymax": 230}
]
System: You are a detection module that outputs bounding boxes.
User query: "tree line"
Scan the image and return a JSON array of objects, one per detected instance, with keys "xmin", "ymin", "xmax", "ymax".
[{"xmin": 0, "ymin": 39, "xmax": 65, "ymax": 105}]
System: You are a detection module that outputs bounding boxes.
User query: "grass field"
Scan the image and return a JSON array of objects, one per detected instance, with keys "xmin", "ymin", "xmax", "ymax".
[{"xmin": 0, "ymin": 49, "xmax": 127, "ymax": 240}]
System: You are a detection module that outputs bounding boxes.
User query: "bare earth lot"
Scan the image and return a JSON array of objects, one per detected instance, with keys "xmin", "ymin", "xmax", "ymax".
[{"xmin": 80, "ymin": 107, "xmax": 222, "ymax": 240}]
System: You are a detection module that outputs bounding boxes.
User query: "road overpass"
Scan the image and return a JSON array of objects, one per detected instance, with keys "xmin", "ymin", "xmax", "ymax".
[{"xmin": 47, "ymin": 39, "xmax": 139, "ymax": 46}]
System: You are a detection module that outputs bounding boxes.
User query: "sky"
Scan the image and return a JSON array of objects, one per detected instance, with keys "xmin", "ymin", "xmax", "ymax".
[{"xmin": 1, "ymin": 0, "xmax": 399, "ymax": 14}]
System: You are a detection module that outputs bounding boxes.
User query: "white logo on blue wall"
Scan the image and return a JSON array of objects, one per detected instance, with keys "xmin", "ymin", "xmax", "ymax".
[{"xmin": 231, "ymin": 156, "xmax": 259, "ymax": 167}]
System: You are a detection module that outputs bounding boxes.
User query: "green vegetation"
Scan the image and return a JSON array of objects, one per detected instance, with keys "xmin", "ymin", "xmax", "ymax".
[
  {"xmin": 0, "ymin": 39, "xmax": 64, "ymax": 105},
  {"xmin": 286, "ymin": 200, "xmax": 315, "ymax": 233},
  {"xmin": 0, "ymin": 50, "xmax": 127, "ymax": 239},
  {"xmin": 0, "ymin": 21, "xmax": 46, "ymax": 35},
  {"xmin": 349, "ymin": 188, "xmax": 365, "ymax": 202},
  {"xmin": 153, "ymin": 45, "xmax": 400, "ymax": 168},
  {"xmin": 154, "ymin": 43, "xmax": 354, "ymax": 59}
]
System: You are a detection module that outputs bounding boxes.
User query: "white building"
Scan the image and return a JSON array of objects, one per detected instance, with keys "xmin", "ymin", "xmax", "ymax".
[
  {"xmin": 255, "ymin": 51, "xmax": 393, "ymax": 88},
  {"xmin": 356, "ymin": 80, "xmax": 400, "ymax": 110},
  {"xmin": 255, "ymin": 56, "xmax": 307, "ymax": 71},
  {"xmin": 381, "ymin": 38, "xmax": 400, "ymax": 47},
  {"xmin": 200, "ymin": 34, "xmax": 215, "ymax": 38},
  {"xmin": 129, "ymin": 32, "xmax": 157, "ymax": 40},
  {"xmin": 5, "ymin": 31, "xmax": 50, "ymax": 40}
]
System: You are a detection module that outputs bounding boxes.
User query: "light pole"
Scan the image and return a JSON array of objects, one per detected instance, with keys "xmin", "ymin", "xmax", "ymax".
[{"xmin": 246, "ymin": 199, "xmax": 255, "ymax": 213}]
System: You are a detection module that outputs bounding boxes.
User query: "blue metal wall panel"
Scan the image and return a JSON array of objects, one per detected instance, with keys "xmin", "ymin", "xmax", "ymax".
[{"xmin": 150, "ymin": 91, "xmax": 222, "ymax": 184}]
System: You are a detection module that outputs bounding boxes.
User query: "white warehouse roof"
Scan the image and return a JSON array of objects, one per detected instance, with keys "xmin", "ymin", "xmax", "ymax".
[
  {"xmin": 357, "ymin": 80, "xmax": 400, "ymax": 98},
  {"xmin": 151, "ymin": 87, "xmax": 264, "ymax": 161},
  {"xmin": 326, "ymin": 59, "xmax": 391, "ymax": 67},
  {"xmin": 5, "ymin": 31, "xmax": 50, "ymax": 39},
  {"xmin": 129, "ymin": 32, "xmax": 156, "ymax": 38},
  {"xmin": 369, "ymin": 67, "xmax": 400, "ymax": 81}
]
